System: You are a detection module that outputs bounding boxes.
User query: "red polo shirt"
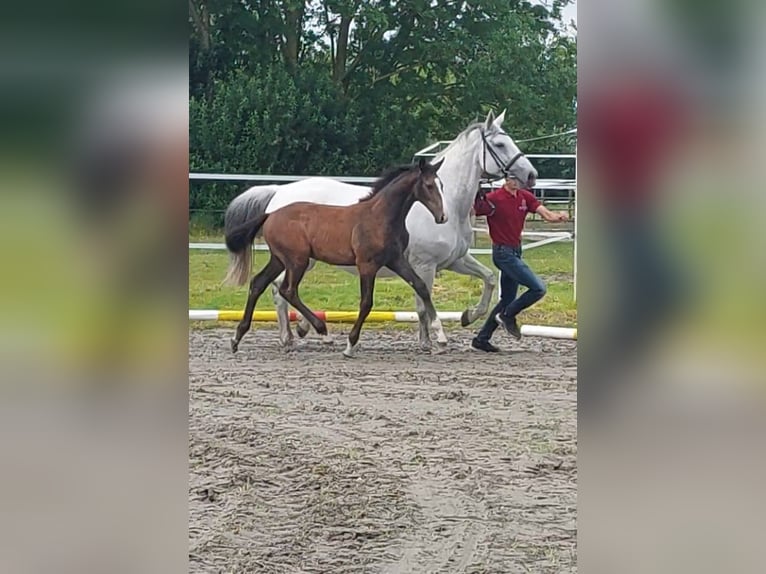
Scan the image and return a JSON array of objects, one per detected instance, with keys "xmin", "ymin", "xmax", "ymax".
[
  {"xmin": 474, "ymin": 187, "xmax": 540, "ymax": 247},
  {"xmin": 579, "ymin": 76, "xmax": 689, "ymax": 210}
]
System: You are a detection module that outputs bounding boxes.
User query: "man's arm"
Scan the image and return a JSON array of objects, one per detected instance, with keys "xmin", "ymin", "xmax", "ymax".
[{"xmin": 535, "ymin": 204, "xmax": 570, "ymax": 222}]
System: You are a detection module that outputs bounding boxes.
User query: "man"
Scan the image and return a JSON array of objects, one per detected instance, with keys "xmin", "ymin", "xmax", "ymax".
[
  {"xmin": 471, "ymin": 176, "xmax": 569, "ymax": 352},
  {"xmin": 578, "ymin": 54, "xmax": 693, "ymax": 411}
]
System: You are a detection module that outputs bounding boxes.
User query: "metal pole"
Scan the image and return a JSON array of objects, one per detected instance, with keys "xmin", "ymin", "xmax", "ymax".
[{"xmin": 573, "ymin": 142, "xmax": 578, "ymax": 302}]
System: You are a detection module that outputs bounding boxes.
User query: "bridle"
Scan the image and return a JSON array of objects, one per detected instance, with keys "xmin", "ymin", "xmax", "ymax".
[{"xmin": 481, "ymin": 129, "xmax": 525, "ymax": 180}]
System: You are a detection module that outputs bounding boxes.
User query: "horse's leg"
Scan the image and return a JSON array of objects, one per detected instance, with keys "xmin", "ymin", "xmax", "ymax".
[
  {"xmin": 403, "ymin": 263, "xmax": 446, "ymax": 349},
  {"xmin": 446, "ymin": 252, "xmax": 498, "ymax": 326},
  {"xmin": 232, "ymin": 255, "xmax": 285, "ymax": 353},
  {"xmin": 343, "ymin": 269, "xmax": 376, "ymax": 358},
  {"xmin": 278, "ymin": 263, "xmax": 330, "ymax": 343},
  {"xmin": 270, "ymin": 270, "xmax": 294, "ymax": 348},
  {"xmin": 387, "ymin": 257, "xmax": 440, "ymax": 351}
]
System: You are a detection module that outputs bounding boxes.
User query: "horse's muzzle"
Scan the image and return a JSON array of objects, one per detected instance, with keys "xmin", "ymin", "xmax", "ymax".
[{"xmin": 436, "ymin": 214, "xmax": 448, "ymax": 224}]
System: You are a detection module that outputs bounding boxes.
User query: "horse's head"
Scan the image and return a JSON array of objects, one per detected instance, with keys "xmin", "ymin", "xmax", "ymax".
[
  {"xmin": 415, "ymin": 157, "xmax": 447, "ymax": 224},
  {"xmin": 479, "ymin": 110, "xmax": 538, "ymax": 188}
]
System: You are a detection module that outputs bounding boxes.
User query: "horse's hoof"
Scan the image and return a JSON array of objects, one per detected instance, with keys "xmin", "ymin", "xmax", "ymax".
[
  {"xmin": 296, "ymin": 324, "xmax": 309, "ymax": 339},
  {"xmin": 322, "ymin": 334, "xmax": 335, "ymax": 345},
  {"xmin": 342, "ymin": 341, "xmax": 359, "ymax": 358},
  {"xmin": 434, "ymin": 331, "xmax": 449, "ymax": 345},
  {"xmin": 460, "ymin": 309, "xmax": 472, "ymax": 327},
  {"xmin": 279, "ymin": 339, "xmax": 296, "ymax": 353},
  {"xmin": 432, "ymin": 344, "xmax": 448, "ymax": 355},
  {"xmin": 230, "ymin": 338, "xmax": 239, "ymax": 353},
  {"xmin": 419, "ymin": 341, "xmax": 433, "ymax": 353}
]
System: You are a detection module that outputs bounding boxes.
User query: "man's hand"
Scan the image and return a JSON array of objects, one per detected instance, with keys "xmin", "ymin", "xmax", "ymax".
[{"xmin": 537, "ymin": 205, "xmax": 570, "ymax": 222}]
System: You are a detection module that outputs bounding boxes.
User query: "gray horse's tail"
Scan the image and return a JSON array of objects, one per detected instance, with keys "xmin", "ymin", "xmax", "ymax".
[{"xmin": 222, "ymin": 186, "xmax": 277, "ymax": 286}]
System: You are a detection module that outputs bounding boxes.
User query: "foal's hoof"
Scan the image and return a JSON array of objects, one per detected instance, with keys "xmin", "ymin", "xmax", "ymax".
[
  {"xmin": 460, "ymin": 309, "xmax": 472, "ymax": 327},
  {"xmin": 342, "ymin": 341, "xmax": 359, "ymax": 358},
  {"xmin": 418, "ymin": 341, "xmax": 433, "ymax": 354},
  {"xmin": 230, "ymin": 338, "xmax": 239, "ymax": 354},
  {"xmin": 296, "ymin": 323, "xmax": 309, "ymax": 339}
]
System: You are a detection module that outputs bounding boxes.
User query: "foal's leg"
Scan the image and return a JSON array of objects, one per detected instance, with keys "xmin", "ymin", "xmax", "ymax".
[
  {"xmin": 343, "ymin": 269, "xmax": 376, "ymax": 358},
  {"xmin": 295, "ymin": 314, "xmax": 310, "ymax": 338},
  {"xmin": 278, "ymin": 263, "xmax": 330, "ymax": 342},
  {"xmin": 232, "ymin": 256, "xmax": 285, "ymax": 353},
  {"xmin": 387, "ymin": 257, "xmax": 440, "ymax": 351},
  {"xmin": 295, "ymin": 259, "xmax": 323, "ymax": 340}
]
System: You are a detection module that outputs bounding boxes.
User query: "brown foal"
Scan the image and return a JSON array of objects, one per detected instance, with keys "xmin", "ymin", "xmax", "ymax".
[{"xmin": 225, "ymin": 157, "xmax": 447, "ymax": 357}]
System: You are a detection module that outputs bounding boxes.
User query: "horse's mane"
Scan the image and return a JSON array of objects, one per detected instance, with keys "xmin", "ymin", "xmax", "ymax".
[
  {"xmin": 432, "ymin": 121, "xmax": 486, "ymax": 162},
  {"xmin": 359, "ymin": 163, "xmax": 417, "ymax": 202},
  {"xmin": 357, "ymin": 120, "xmax": 489, "ymax": 202}
]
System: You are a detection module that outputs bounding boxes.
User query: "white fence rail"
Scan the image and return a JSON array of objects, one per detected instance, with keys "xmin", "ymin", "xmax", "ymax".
[
  {"xmin": 189, "ymin": 153, "xmax": 577, "ymax": 297},
  {"xmin": 190, "ymin": 173, "xmax": 576, "ymax": 216},
  {"xmin": 190, "ymin": 230, "xmax": 572, "ymax": 257},
  {"xmin": 189, "ymin": 172, "xmax": 575, "ymax": 190}
]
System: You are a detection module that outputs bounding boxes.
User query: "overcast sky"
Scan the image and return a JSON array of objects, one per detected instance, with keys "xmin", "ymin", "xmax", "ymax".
[
  {"xmin": 530, "ymin": 0, "xmax": 577, "ymax": 35},
  {"xmin": 546, "ymin": 0, "xmax": 577, "ymax": 35},
  {"xmin": 565, "ymin": 0, "xmax": 577, "ymax": 26}
]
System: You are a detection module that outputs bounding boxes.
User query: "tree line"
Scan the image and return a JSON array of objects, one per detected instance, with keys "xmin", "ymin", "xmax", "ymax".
[{"xmin": 189, "ymin": 0, "xmax": 577, "ymax": 226}]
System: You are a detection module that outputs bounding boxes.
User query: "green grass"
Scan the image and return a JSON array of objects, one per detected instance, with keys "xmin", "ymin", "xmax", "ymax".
[{"xmin": 189, "ymin": 237, "xmax": 576, "ymax": 328}]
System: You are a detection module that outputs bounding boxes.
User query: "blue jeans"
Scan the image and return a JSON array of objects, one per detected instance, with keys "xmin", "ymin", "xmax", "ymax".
[{"xmin": 476, "ymin": 244, "xmax": 547, "ymax": 342}]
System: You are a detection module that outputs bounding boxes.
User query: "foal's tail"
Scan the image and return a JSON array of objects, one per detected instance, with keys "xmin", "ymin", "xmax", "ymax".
[
  {"xmin": 223, "ymin": 213, "xmax": 269, "ymax": 286},
  {"xmin": 222, "ymin": 184, "xmax": 278, "ymax": 286}
]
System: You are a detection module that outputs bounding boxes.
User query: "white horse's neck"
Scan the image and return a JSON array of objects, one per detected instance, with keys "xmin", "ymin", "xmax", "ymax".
[{"xmin": 434, "ymin": 129, "xmax": 485, "ymax": 223}]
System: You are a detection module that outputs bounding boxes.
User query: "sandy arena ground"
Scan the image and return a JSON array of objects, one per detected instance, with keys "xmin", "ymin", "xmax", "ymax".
[{"xmin": 189, "ymin": 325, "xmax": 577, "ymax": 573}]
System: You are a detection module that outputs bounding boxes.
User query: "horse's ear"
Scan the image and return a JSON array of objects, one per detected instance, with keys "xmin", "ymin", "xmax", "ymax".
[
  {"xmin": 418, "ymin": 157, "xmax": 426, "ymax": 170},
  {"xmin": 484, "ymin": 110, "xmax": 495, "ymax": 128},
  {"xmin": 432, "ymin": 158, "xmax": 445, "ymax": 172},
  {"xmin": 495, "ymin": 109, "xmax": 506, "ymax": 126}
]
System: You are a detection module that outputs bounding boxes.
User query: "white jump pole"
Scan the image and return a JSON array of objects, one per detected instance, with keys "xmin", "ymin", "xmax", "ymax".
[{"xmin": 189, "ymin": 309, "xmax": 577, "ymax": 340}]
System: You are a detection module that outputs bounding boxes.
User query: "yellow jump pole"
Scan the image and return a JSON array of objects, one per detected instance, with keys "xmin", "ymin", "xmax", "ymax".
[{"xmin": 189, "ymin": 310, "xmax": 576, "ymax": 340}]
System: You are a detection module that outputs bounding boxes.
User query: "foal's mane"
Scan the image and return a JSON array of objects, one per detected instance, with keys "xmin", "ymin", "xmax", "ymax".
[{"xmin": 359, "ymin": 163, "xmax": 418, "ymax": 202}]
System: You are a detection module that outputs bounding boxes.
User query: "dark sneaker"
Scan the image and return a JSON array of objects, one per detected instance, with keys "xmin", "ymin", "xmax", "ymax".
[
  {"xmin": 495, "ymin": 313, "xmax": 522, "ymax": 340},
  {"xmin": 471, "ymin": 337, "xmax": 500, "ymax": 352}
]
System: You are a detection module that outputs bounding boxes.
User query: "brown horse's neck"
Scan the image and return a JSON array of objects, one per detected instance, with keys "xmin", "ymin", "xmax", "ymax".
[{"xmin": 369, "ymin": 174, "xmax": 418, "ymax": 232}]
